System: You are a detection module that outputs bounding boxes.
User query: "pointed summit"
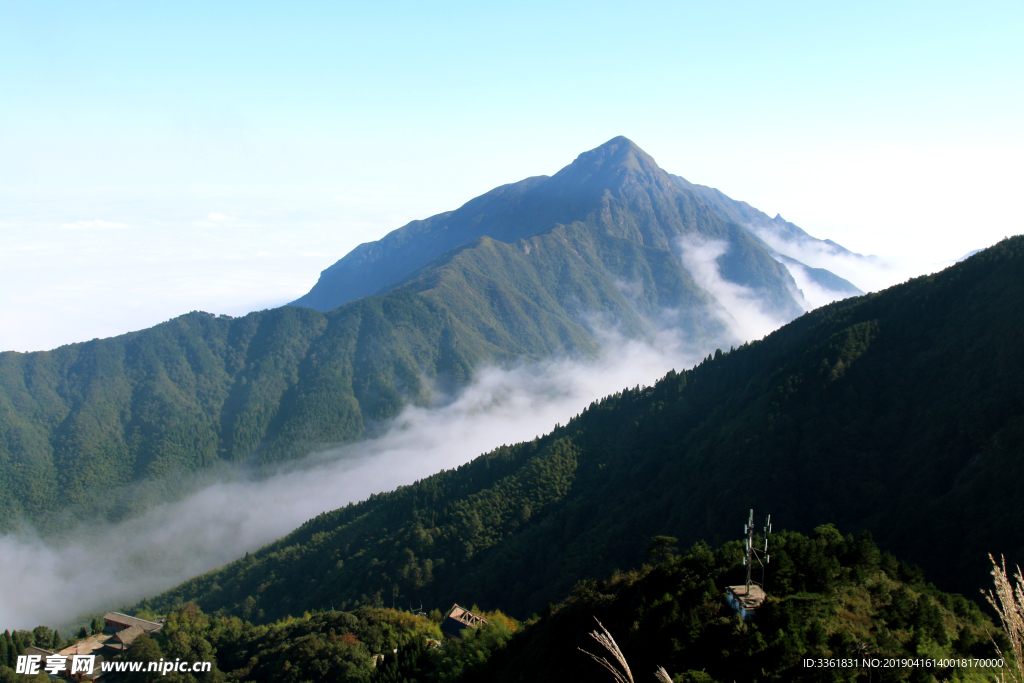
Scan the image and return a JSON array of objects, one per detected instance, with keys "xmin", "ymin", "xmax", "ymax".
[
  {"xmin": 573, "ymin": 135, "xmax": 655, "ymax": 171},
  {"xmin": 292, "ymin": 136, "xmax": 681, "ymax": 311},
  {"xmin": 552, "ymin": 136, "xmax": 673, "ymax": 191},
  {"xmin": 291, "ymin": 136, "xmax": 841, "ymax": 317}
]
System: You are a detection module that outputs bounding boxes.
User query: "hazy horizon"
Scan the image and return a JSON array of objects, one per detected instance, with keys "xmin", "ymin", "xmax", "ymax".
[
  {"xmin": 3, "ymin": 2, "xmax": 1022, "ymax": 352},
  {"xmin": 2, "ymin": 142, "xmax": 1008, "ymax": 354}
]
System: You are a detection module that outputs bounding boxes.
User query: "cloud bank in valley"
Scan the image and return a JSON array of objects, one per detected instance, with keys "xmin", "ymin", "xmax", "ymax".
[
  {"xmin": 0, "ymin": 238, "xmax": 807, "ymax": 630},
  {"xmin": 746, "ymin": 222, "xmax": 934, "ymax": 296},
  {"xmin": 675, "ymin": 235, "xmax": 793, "ymax": 343},
  {"xmin": 778, "ymin": 259, "xmax": 851, "ymax": 311},
  {"xmin": 0, "ymin": 328, "xmax": 713, "ymax": 630}
]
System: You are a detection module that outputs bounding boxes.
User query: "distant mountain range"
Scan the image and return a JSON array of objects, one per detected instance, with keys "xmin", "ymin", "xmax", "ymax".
[
  {"xmin": 143, "ymin": 237, "xmax": 1024, "ymax": 622},
  {"xmin": 0, "ymin": 137, "xmax": 862, "ymax": 532}
]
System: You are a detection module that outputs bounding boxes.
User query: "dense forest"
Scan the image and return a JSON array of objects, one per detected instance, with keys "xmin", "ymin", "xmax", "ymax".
[
  {"xmin": 0, "ymin": 137, "xmax": 838, "ymax": 533},
  {"xmin": 0, "ymin": 529, "xmax": 1008, "ymax": 682},
  {"xmin": 464, "ymin": 529, "xmax": 1002, "ymax": 683},
  {"xmin": 135, "ymin": 236, "xmax": 1023, "ymax": 623}
]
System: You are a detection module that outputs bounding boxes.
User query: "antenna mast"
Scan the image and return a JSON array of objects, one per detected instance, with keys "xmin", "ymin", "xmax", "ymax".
[
  {"xmin": 742, "ymin": 509, "xmax": 772, "ymax": 589},
  {"xmin": 744, "ymin": 509, "xmax": 754, "ymax": 588}
]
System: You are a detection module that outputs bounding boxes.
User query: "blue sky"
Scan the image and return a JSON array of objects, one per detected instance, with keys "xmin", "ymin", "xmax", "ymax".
[{"xmin": 2, "ymin": 1, "xmax": 1022, "ymax": 352}]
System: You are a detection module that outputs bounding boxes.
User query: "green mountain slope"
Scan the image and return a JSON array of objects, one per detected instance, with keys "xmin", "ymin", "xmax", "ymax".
[
  {"xmin": 0, "ymin": 137, "xmax": 826, "ymax": 533},
  {"xmin": 293, "ymin": 136, "xmax": 829, "ymax": 315},
  {"xmin": 0, "ymin": 298, "xmax": 461, "ymax": 530},
  {"xmin": 143, "ymin": 236, "xmax": 1023, "ymax": 622},
  {"xmin": 0, "ymin": 219, "xmax": 725, "ymax": 532}
]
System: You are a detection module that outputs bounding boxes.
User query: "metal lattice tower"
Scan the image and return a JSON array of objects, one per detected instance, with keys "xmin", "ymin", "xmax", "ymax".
[{"xmin": 742, "ymin": 509, "xmax": 772, "ymax": 589}]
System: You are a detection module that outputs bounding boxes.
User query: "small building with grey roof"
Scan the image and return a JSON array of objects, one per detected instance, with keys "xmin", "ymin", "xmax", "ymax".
[{"xmin": 103, "ymin": 613, "xmax": 163, "ymax": 635}]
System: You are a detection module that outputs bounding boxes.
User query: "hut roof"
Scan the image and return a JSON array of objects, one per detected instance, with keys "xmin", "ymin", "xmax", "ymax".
[
  {"xmin": 104, "ymin": 612, "xmax": 163, "ymax": 634},
  {"xmin": 59, "ymin": 634, "xmax": 108, "ymax": 657},
  {"xmin": 114, "ymin": 625, "xmax": 145, "ymax": 648},
  {"xmin": 446, "ymin": 604, "xmax": 487, "ymax": 627},
  {"xmin": 441, "ymin": 604, "xmax": 488, "ymax": 639}
]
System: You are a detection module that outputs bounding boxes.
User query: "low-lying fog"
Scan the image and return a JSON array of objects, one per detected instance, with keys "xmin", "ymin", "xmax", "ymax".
[
  {"xmin": 0, "ymin": 237, "xmax": 917, "ymax": 630},
  {"xmin": 0, "ymin": 332, "xmax": 716, "ymax": 630}
]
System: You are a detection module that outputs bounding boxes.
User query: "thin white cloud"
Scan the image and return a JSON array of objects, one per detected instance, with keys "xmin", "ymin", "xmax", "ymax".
[
  {"xmin": 779, "ymin": 259, "xmax": 855, "ymax": 311},
  {"xmin": 59, "ymin": 219, "xmax": 128, "ymax": 230},
  {"xmin": 195, "ymin": 212, "xmax": 239, "ymax": 228},
  {"xmin": 676, "ymin": 234, "xmax": 791, "ymax": 344},
  {"xmin": 746, "ymin": 221, "xmax": 927, "ymax": 295},
  {"xmin": 749, "ymin": 221, "xmax": 1010, "ymax": 297}
]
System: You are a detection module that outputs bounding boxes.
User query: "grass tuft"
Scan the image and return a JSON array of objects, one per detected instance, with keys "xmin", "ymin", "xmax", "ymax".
[
  {"xmin": 983, "ymin": 554, "xmax": 1024, "ymax": 683},
  {"xmin": 578, "ymin": 617, "xmax": 674, "ymax": 682}
]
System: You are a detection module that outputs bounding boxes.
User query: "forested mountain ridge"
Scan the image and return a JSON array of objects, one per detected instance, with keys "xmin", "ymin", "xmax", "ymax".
[
  {"xmin": 142, "ymin": 236, "xmax": 1024, "ymax": 623},
  {"xmin": 0, "ymin": 137, "xmax": 849, "ymax": 533},
  {"xmin": 0, "ymin": 298, "xmax": 462, "ymax": 531},
  {"xmin": 0, "ymin": 224, "xmax": 718, "ymax": 533}
]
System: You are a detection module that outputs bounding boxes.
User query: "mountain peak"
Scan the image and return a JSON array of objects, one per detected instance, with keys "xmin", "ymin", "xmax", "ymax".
[
  {"xmin": 553, "ymin": 136, "xmax": 669, "ymax": 189},
  {"xmin": 572, "ymin": 135, "xmax": 655, "ymax": 171}
]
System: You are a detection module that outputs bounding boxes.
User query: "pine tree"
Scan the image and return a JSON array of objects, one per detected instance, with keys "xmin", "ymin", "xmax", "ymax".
[
  {"xmin": 9, "ymin": 633, "xmax": 23, "ymax": 663},
  {"xmin": 646, "ymin": 535, "xmax": 679, "ymax": 564},
  {"xmin": 31, "ymin": 627, "xmax": 52, "ymax": 650},
  {"xmin": 0, "ymin": 633, "xmax": 7, "ymax": 670},
  {"xmin": 3, "ymin": 631, "xmax": 14, "ymax": 668}
]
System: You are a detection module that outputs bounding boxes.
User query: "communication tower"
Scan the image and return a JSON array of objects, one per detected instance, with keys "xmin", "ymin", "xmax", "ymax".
[
  {"xmin": 742, "ymin": 508, "xmax": 771, "ymax": 589},
  {"xmin": 727, "ymin": 509, "xmax": 771, "ymax": 620}
]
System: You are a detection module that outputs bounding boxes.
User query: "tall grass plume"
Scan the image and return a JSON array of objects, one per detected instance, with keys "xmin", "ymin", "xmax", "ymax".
[
  {"xmin": 983, "ymin": 553, "xmax": 1024, "ymax": 683},
  {"xmin": 579, "ymin": 617, "xmax": 673, "ymax": 683}
]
